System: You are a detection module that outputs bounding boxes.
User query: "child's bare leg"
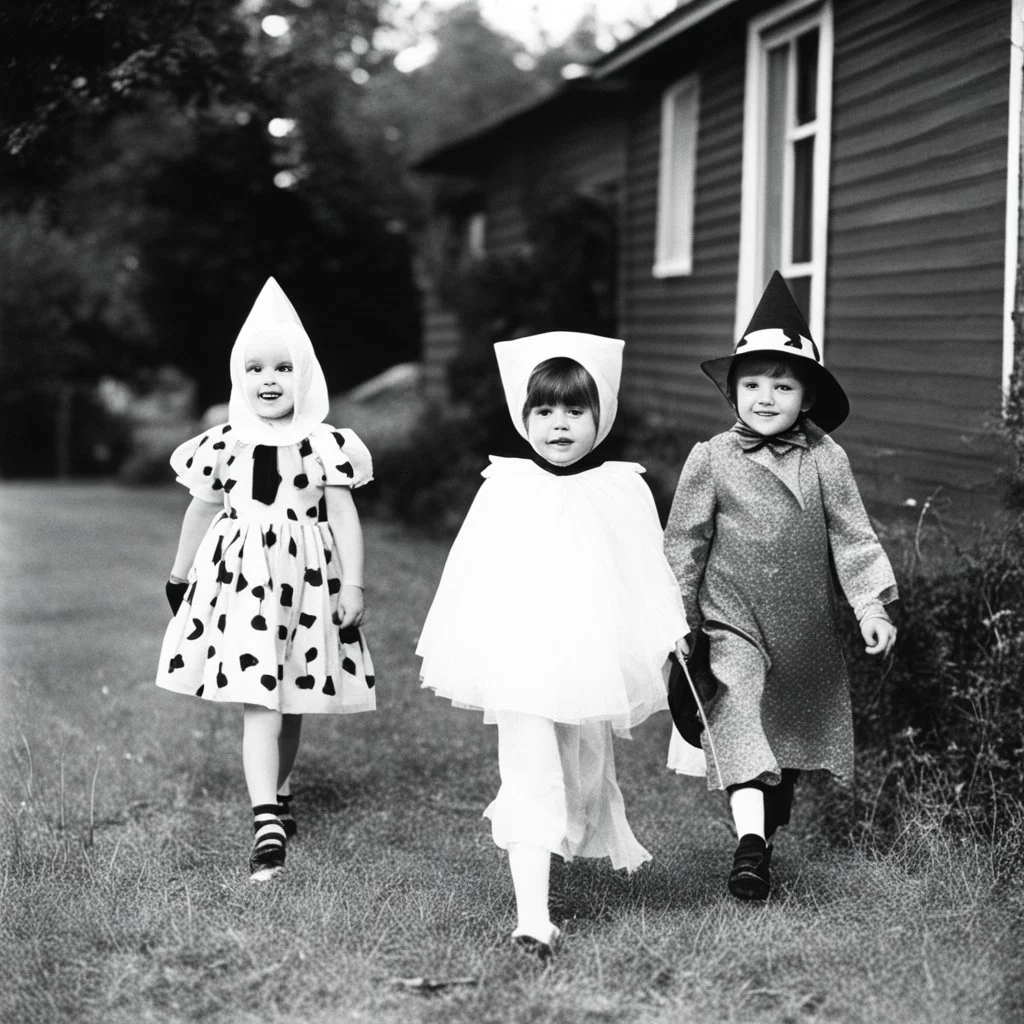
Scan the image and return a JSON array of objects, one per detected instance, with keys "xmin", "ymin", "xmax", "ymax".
[
  {"xmin": 277, "ymin": 713, "xmax": 303, "ymax": 792},
  {"xmin": 276, "ymin": 714, "xmax": 303, "ymax": 837},
  {"xmin": 242, "ymin": 704, "xmax": 287, "ymax": 880},
  {"xmin": 242, "ymin": 704, "xmax": 283, "ymax": 805}
]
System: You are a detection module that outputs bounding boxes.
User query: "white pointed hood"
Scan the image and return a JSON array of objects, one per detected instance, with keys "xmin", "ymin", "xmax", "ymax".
[
  {"xmin": 493, "ymin": 331, "xmax": 625, "ymax": 449},
  {"xmin": 227, "ymin": 277, "xmax": 329, "ymax": 446}
]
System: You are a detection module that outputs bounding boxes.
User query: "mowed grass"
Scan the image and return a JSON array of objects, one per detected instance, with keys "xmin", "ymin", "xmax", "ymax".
[{"xmin": 1, "ymin": 482, "xmax": 1022, "ymax": 1024}]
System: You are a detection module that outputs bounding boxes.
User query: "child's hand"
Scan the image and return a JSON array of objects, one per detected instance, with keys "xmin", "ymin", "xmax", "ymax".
[
  {"xmin": 861, "ymin": 616, "xmax": 896, "ymax": 657},
  {"xmin": 674, "ymin": 636, "xmax": 690, "ymax": 662},
  {"xmin": 338, "ymin": 584, "xmax": 364, "ymax": 629}
]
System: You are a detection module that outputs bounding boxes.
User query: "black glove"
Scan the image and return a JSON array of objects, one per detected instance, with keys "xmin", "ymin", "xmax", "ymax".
[{"xmin": 165, "ymin": 579, "xmax": 188, "ymax": 616}]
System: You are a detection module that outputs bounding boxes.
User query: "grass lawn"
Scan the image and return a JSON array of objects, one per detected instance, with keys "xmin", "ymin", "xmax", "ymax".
[{"xmin": 1, "ymin": 482, "xmax": 1021, "ymax": 1024}]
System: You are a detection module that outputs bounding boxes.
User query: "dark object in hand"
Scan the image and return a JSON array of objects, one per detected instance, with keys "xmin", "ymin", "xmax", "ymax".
[
  {"xmin": 166, "ymin": 580, "xmax": 188, "ymax": 615},
  {"xmin": 667, "ymin": 630, "xmax": 717, "ymax": 747}
]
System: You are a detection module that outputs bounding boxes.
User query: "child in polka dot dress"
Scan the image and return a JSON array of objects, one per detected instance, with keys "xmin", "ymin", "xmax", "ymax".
[
  {"xmin": 664, "ymin": 273, "xmax": 897, "ymax": 901},
  {"xmin": 155, "ymin": 277, "xmax": 375, "ymax": 882}
]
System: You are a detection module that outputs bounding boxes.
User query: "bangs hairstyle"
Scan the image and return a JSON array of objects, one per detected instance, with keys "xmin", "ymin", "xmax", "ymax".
[
  {"xmin": 727, "ymin": 353, "xmax": 817, "ymax": 403},
  {"xmin": 522, "ymin": 357, "xmax": 600, "ymax": 425}
]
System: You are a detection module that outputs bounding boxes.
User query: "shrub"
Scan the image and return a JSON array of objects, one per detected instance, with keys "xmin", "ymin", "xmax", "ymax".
[{"xmin": 813, "ymin": 507, "xmax": 1024, "ymax": 844}]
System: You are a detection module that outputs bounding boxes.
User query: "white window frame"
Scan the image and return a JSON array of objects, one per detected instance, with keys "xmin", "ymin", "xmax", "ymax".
[
  {"xmin": 735, "ymin": 0, "xmax": 833, "ymax": 348},
  {"xmin": 653, "ymin": 73, "xmax": 700, "ymax": 278}
]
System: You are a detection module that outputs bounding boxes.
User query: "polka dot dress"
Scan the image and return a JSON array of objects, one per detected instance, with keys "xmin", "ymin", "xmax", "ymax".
[
  {"xmin": 155, "ymin": 423, "xmax": 376, "ymax": 715},
  {"xmin": 663, "ymin": 422, "xmax": 897, "ymax": 789}
]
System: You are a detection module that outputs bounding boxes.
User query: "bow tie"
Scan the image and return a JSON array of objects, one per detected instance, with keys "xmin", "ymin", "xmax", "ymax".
[{"xmin": 731, "ymin": 421, "xmax": 808, "ymax": 455}]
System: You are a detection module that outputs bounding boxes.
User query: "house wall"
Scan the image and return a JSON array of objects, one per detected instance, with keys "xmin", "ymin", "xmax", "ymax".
[
  {"xmin": 618, "ymin": 0, "xmax": 1013, "ymax": 519},
  {"xmin": 418, "ymin": 93, "xmax": 627, "ymax": 403}
]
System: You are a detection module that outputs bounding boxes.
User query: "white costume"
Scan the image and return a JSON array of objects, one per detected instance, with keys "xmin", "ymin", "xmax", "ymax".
[{"xmin": 417, "ymin": 332, "xmax": 687, "ymax": 871}]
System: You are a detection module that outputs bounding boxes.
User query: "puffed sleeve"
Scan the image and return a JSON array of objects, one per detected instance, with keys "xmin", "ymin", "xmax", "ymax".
[
  {"xmin": 169, "ymin": 424, "xmax": 233, "ymax": 503},
  {"xmin": 663, "ymin": 442, "xmax": 716, "ymax": 630},
  {"xmin": 307, "ymin": 424, "xmax": 373, "ymax": 488},
  {"xmin": 814, "ymin": 435, "xmax": 898, "ymax": 621}
]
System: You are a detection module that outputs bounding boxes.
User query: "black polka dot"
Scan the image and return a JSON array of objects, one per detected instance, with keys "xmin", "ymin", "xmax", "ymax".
[
  {"xmin": 216, "ymin": 664, "xmax": 228, "ymax": 687},
  {"xmin": 235, "ymin": 572, "xmax": 248, "ymax": 593},
  {"xmin": 328, "ymin": 577, "xmax": 341, "ymax": 595},
  {"xmin": 224, "ymin": 479, "xmax": 236, "ymax": 492},
  {"xmin": 296, "ymin": 674, "xmax": 315, "ymax": 690},
  {"xmin": 260, "ymin": 674, "xmax": 277, "ymax": 690},
  {"xmin": 222, "ymin": 425, "xmax": 231, "ymax": 434},
  {"xmin": 216, "ymin": 563, "xmax": 233, "ymax": 585},
  {"xmin": 196, "ymin": 685, "xmax": 204, "ymax": 697},
  {"xmin": 280, "ymin": 584, "xmax": 294, "ymax": 607},
  {"xmin": 185, "ymin": 457, "xmax": 194, "ymax": 468},
  {"xmin": 239, "ymin": 653, "xmax": 258, "ymax": 670},
  {"xmin": 286, "ymin": 509, "xmax": 298, "ymax": 521},
  {"xmin": 299, "ymin": 438, "xmax": 313, "ymax": 457},
  {"xmin": 324, "ymin": 548, "xmax": 332, "ymax": 564},
  {"xmin": 337, "ymin": 464, "xmax": 354, "ymax": 478},
  {"xmin": 339, "ymin": 626, "xmax": 359, "ymax": 644},
  {"xmin": 207, "ymin": 645, "xmax": 216, "ymax": 658},
  {"xmin": 342, "ymin": 657, "xmax": 357, "ymax": 676},
  {"xmin": 227, "ymin": 455, "xmax": 236, "ymax": 466},
  {"xmin": 288, "ymin": 538, "xmax": 298, "ymax": 557},
  {"xmin": 217, "ymin": 614, "xmax": 227, "ymax": 632},
  {"xmin": 198, "ymin": 436, "xmax": 209, "ymax": 447},
  {"xmin": 333, "ymin": 432, "xmax": 346, "ymax": 448},
  {"xmin": 168, "ymin": 654, "xmax": 185, "ymax": 673},
  {"xmin": 304, "ymin": 568, "xmax": 323, "ymax": 587},
  {"xmin": 323, "ymin": 675, "xmax": 336, "ymax": 696},
  {"xmin": 298, "ymin": 612, "xmax": 317, "ymax": 628},
  {"xmin": 278, "ymin": 625, "xmax": 288, "ymax": 641},
  {"xmin": 264, "ymin": 528, "xmax": 277, "ymax": 548},
  {"xmin": 365, "ymin": 674, "xmax": 375, "ymax": 689},
  {"xmin": 294, "ymin": 473, "xmax": 309, "ymax": 488},
  {"xmin": 213, "ymin": 441, "xmax": 226, "ymax": 450},
  {"xmin": 306, "ymin": 506, "xmax": 318, "ymax": 518},
  {"xmin": 186, "ymin": 618, "xmax": 204, "ymax": 641},
  {"xmin": 212, "ymin": 538, "xmax": 223, "ymax": 563},
  {"xmin": 305, "ymin": 646, "xmax": 318, "ymax": 663},
  {"xmin": 203, "ymin": 466, "xmax": 213, "ymax": 476},
  {"xmin": 252, "ymin": 615, "xmax": 267, "ymax": 630},
  {"xmin": 252, "ymin": 585, "xmax": 266, "ymax": 600}
]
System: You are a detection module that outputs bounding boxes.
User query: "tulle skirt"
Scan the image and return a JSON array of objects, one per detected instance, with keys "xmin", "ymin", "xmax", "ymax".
[{"xmin": 417, "ymin": 458, "xmax": 687, "ymax": 732}]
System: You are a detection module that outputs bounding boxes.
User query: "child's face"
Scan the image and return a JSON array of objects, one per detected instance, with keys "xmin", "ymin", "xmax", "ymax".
[
  {"xmin": 526, "ymin": 402, "xmax": 598, "ymax": 467},
  {"xmin": 734, "ymin": 370, "xmax": 811, "ymax": 436},
  {"xmin": 243, "ymin": 335, "xmax": 295, "ymax": 422}
]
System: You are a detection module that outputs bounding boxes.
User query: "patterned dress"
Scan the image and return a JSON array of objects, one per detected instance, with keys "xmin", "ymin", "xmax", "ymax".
[
  {"xmin": 155, "ymin": 422, "xmax": 376, "ymax": 715},
  {"xmin": 663, "ymin": 422, "xmax": 897, "ymax": 789}
]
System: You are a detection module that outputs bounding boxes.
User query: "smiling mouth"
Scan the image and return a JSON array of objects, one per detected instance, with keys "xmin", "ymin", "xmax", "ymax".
[{"xmin": 259, "ymin": 391, "xmax": 281, "ymax": 400}]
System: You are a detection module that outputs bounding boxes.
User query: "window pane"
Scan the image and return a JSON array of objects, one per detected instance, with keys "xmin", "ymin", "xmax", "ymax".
[
  {"xmin": 796, "ymin": 29, "xmax": 818, "ymax": 124},
  {"xmin": 792, "ymin": 136, "xmax": 814, "ymax": 262},
  {"xmin": 763, "ymin": 44, "xmax": 788, "ymax": 276}
]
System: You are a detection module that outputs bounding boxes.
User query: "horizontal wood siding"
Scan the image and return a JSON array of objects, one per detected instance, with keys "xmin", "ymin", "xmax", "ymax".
[
  {"xmin": 827, "ymin": 0, "xmax": 1010, "ymax": 515},
  {"xmin": 618, "ymin": 0, "xmax": 1011, "ymax": 520},
  {"xmin": 619, "ymin": 27, "xmax": 747, "ymax": 449},
  {"xmin": 418, "ymin": 96, "xmax": 626, "ymax": 403}
]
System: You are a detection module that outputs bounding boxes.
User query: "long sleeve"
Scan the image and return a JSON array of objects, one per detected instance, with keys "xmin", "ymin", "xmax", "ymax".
[
  {"xmin": 663, "ymin": 442, "xmax": 716, "ymax": 629},
  {"xmin": 815, "ymin": 437, "xmax": 898, "ymax": 621}
]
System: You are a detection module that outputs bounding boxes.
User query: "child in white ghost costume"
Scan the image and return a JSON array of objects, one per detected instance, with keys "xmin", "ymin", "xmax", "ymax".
[
  {"xmin": 417, "ymin": 332, "xmax": 688, "ymax": 958},
  {"xmin": 155, "ymin": 277, "xmax": 375, "ymax": 882}
]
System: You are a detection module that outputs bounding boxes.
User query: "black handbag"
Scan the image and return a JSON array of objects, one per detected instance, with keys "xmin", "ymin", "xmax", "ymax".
[{"xmin": 667, "ymin": 630, "xmax": 717, "ymax": 747}]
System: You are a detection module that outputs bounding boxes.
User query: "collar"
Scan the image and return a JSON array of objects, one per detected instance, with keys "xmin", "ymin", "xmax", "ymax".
[
  {"xmin": 730, "ymin": 419, "xmax": 809, "ymax": 456},
  {"xmin": 527, "ymin": 447, "xmax": 607, "ymax": 476}
]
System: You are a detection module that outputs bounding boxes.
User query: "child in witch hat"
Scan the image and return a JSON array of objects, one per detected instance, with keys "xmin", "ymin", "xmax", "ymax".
[
  {"xmin": 663, "ymin": 271, "xmax": 897, "ymax": 900},
  {"xmin": 155, "ymin": 277, "xmax": 376, "ymax": 882},
  {"xmin": 417, "ymin": 332, "xmax": 689, "ymax": 960}
]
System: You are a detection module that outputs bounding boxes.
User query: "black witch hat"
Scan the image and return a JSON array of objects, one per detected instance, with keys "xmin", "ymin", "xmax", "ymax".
[{"xmin": 701, "ymin": 271, "xmax": 849, "ymax": 432}]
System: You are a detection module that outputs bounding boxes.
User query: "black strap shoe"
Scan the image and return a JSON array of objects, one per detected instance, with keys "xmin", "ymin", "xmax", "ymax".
[{"xmin": 728, "ymin": 833, "xmax": 771, "ymax": 901}]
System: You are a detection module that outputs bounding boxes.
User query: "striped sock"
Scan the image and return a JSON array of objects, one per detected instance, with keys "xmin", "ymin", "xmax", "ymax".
[
  {"xmin": 277, "ymin": 793, "xmax": 296, "ymax": 838},
  {"xmin": 250, "ymin": 804, "xmax": 286, "ymax": 881}
]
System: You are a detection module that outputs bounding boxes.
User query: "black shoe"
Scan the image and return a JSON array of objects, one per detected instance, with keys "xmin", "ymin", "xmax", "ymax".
[
  {"xmin": 277, "ymin": 794, "xmax": 297, "ymax": 839},
  {"xmin": 511, "ymin": 925, "xmax": 560, "ymax": 964},
  {"xmin": 249, "ymin": 811, "xmax": 287, "ymax": 883},
  {"xmin": 728, "ymin": 833, "xmax": 771, "ymax": 901}
]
